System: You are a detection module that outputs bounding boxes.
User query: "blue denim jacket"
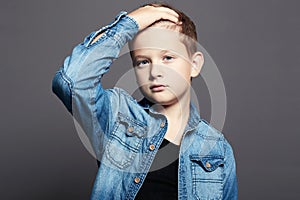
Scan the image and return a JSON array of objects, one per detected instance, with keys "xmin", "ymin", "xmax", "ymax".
[{"xmin": 52, "ymin": 11, "xmax": 238, "ymax": 200}]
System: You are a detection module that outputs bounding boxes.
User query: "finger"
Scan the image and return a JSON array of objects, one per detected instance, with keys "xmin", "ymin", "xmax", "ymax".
[
  {"xmin": 152, "ymin": 11, "xmax": 178, "ymax": 24},
  {"xmin": 159, "ymin": 8, "xmax": 180, "ymax": 23},
  {"xmin": 157, "ymin": 6, "xmax": 179, "ymax": 18}
]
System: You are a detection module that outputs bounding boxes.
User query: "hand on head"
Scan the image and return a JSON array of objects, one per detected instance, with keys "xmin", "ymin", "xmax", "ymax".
[{"xmin": 128, "ymin": 5, "xmax": 180, "ymax": 31}]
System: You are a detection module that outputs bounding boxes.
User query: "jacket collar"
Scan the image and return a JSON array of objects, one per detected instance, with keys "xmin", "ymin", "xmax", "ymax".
[{"xmin": 138, "ymin": 98, "xmax": 201, "ymax": 132}]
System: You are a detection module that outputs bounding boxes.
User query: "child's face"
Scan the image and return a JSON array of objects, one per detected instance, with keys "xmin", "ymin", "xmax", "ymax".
[{"xmin": 131, "ymin": 26, "xmax": 200, "ymax": 105}]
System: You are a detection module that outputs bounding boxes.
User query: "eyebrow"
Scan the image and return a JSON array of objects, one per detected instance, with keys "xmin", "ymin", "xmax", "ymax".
[
  {"xmin": 133, "ymin": 50, "xmax": 173, "ymax": 60},
  {"xmin": 134, "ymin": 55, "xmax": 149, "ymax": 60},
  {"xmin": 160, "ymin": 50, "xmax": 171, "ymax": 54}
]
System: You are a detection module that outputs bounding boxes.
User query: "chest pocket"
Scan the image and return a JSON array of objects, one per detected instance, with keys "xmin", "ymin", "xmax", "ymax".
[
  {"xmin": 190, "ymin": 155, "xmax": 224, "ymax": 200},
  {"xmin": 105, "ymin": 113, "xmax": 147, "ymax": 169}
]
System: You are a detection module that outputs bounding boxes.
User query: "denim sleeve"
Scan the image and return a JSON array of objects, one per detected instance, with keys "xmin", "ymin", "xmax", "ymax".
[
  {"xmin": 223, "ymin": 139, "xmax": 238, "ymax": 200},
  {"xmin": 52, "ymin": 11, "xmax": 139, "ymax": 158}
]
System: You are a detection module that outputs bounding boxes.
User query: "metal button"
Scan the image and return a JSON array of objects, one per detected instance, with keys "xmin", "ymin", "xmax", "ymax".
[
  {"xmin": 134, "ymin": 177, "xmax": 140, "ymax": 183},
  {"xmin": 160, "ymin": 121, "xmax": 165, "ymax": 128},
  {"xmin": 127, "ymin": 127, "xmax": 134, "ymax": 133},
  {"xmin": 205, "ymin": 162, "xmax": 211, "ymax": 168},
  {"xmin": 149, "ymin": 144, "xmax": 155, "ymax": 151}
]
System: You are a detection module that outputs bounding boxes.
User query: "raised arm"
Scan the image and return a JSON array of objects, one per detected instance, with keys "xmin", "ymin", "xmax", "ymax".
[
  {"xmin": 52, "ymin": 5, "xmax": 179, "ymax": 158},
  {"xmin": 90, "ymin": 5, "xmax": 179, "ymax": 45}
]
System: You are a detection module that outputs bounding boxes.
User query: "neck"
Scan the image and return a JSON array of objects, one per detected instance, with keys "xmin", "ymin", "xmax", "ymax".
[
  {"xmin": 164, "ymin": 99, "xmax": 190, "ymax": 121},
  {"xmin": 152, "ymin": 92, "xmax": 191, "ymax": 144}
]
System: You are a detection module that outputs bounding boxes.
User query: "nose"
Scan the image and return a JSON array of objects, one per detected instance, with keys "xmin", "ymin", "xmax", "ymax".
[{"xmin": 150, "ymin": 62, "xmax": 163, "ymax": 79}]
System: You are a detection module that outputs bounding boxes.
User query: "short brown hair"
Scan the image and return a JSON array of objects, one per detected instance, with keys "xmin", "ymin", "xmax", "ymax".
[{"xmin": 145, "ymin": 3, "xmax": 197, "ymax": 41}]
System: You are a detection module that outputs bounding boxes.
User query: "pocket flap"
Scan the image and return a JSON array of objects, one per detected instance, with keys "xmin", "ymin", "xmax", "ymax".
[
  {"xmin": 117, "ymin": 113, "xmax": 147, "ymax": 138},
  {"xmin": 190, "ymin": 155, "xmax": 224, "ymax": 172}
]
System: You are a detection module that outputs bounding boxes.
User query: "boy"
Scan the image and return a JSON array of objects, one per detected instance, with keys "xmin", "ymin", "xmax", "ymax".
[{"xmin": 52, "ymin": 3, "xmax": 238, "ymax": 200}]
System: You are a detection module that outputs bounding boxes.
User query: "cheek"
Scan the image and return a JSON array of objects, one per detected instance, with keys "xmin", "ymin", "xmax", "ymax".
[
  {"xmin": 166, "ymin": 67, "xmax": 191, "ymax": 84},
  {"xmin": 135, "ymin": 70, "xmax": 147, "ymax": 83},
  {"xmin": 135, "ymin": 73, "xmax": 150, "ymax": 90}
]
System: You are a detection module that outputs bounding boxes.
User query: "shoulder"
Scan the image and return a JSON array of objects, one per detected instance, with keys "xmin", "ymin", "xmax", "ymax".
[
  {"xmin": 196, "ymin": 119, "xmax": 225, "ymax": 140},
  {"xmin": 194, "ymin": 119, "xmax": 235, "ymax": 158},
  {"xmin": 105, "ymin": 87, "xmax": 150, "ymax": 120},
  {"xmin": 105, "ymin": 87, "xmax": 137, "ymax": 103}
]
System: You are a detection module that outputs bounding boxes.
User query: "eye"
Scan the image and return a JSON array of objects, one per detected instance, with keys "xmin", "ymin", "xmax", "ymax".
[
  {"xmin": 163, "ymin": 55, "xmax": 174, "ymax": 61},
  {"xmin": 135, "ymin": 59, "xmax": 150, "ymax": 67}
]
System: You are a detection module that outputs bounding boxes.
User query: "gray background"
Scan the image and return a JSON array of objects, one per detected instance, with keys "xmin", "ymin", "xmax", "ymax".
[{"xmin": 1, "ymin": 0, "xmax": 299, "ymax": 199}]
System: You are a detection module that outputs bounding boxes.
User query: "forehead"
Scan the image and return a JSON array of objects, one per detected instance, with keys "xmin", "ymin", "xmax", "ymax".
[{"xmin": 131, "ymin": 27, "xmax": 188, "ymax": 57}]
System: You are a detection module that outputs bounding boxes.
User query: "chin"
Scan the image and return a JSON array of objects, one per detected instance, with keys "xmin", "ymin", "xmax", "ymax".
[
  {"xmin": 141, "ymin": 89, "xmax": 177, "ymax": 105},
  {"xmin": 148, "ymin": 97, "xmax": 178, "ymax": 106}
]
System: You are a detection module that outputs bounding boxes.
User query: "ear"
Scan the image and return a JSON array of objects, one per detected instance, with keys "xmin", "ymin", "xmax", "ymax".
[{"xmin": 190, "ymin": 51, "xmax": 204, "ymax": 78}]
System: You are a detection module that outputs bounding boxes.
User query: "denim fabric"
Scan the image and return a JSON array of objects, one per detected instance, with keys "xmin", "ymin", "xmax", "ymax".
[{"xmin": 52, "ymin": 11, "xmax": 238, "ymax": 200}]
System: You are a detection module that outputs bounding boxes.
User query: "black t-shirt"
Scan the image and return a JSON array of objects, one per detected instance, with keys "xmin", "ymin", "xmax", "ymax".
[{"xmin": 135, "ymin": 139, "xmax": 180, "ymax": 200}]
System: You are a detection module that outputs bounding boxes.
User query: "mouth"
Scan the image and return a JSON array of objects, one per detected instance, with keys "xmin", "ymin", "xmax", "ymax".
[{"xmin": 149, "ymin": 84, "xmax": 166, "ymax": 92}]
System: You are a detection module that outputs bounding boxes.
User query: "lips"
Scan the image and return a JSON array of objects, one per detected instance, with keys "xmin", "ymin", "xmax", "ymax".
[{"xmin": 150, "ymin": 84, "xmax": 166, "ymax": 92}]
